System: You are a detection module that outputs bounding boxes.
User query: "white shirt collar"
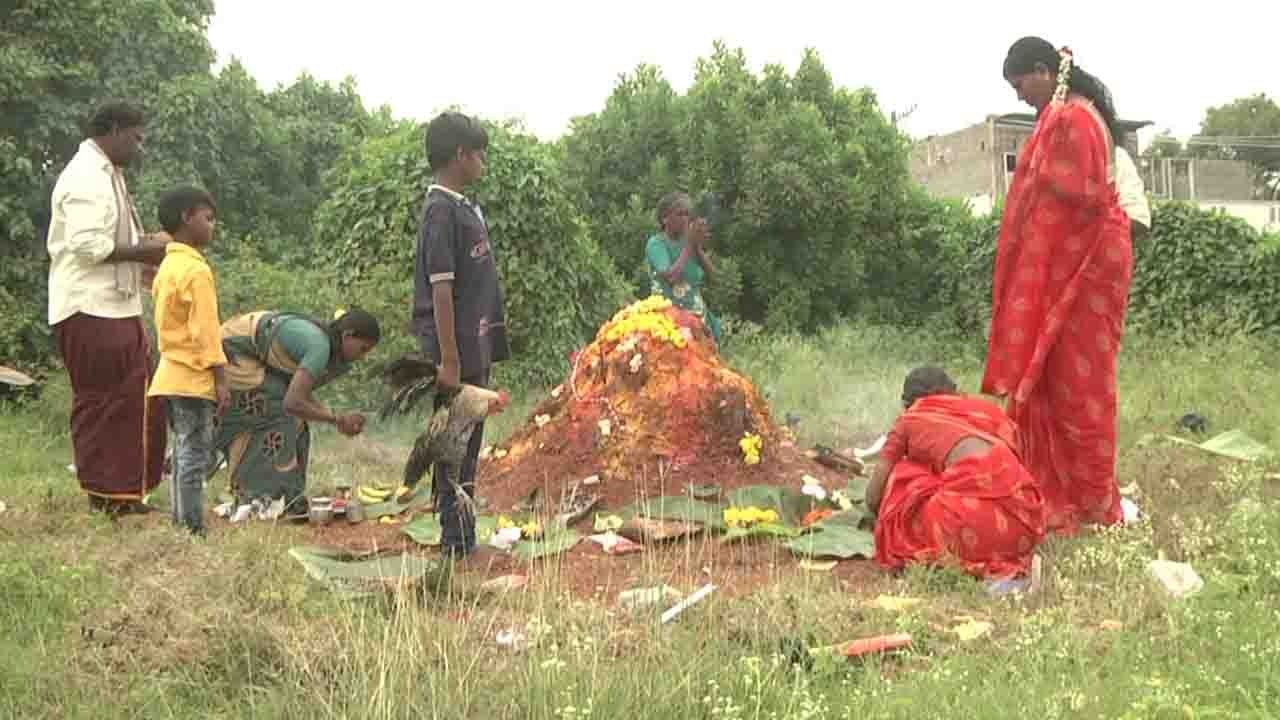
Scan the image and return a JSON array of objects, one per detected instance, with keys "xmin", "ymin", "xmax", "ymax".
[
  {"xmin": 83, "ymin": 139, "xmax": 116, "ymax": 171},
  {"xmin": 428, "ymin": 184, "xmax": 486, "ymax": 226},
  {"xmin": 428, "ymin": 183, "xmax": 470, "ymax": 204}
]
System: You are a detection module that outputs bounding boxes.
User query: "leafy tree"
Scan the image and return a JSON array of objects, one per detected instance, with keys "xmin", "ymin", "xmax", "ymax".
[
  {"xmin": 560, "ymin": 43, "xmax": 914, "ymax": 331},
  {"xmin": 1194, "ymin": 93, "xmax": 1280, "ymax": 196},
  {"xmin": 136, "ymin": 64, "xmax": 373, "ymax": 260},
  {"xmin": 1142, "ymin": 129, "xmax": 1185, "ymax": 159},
  {"xmin": 263, "ymin": 74, "xmax": 375, "ymax": 244},
  {"xmin": 0, "ymin": 0, "xmax": 215, "ymax": 185},
  {"xmin": 559, "ymin": 65, "xmax": 683, "ymax": 278},
  {"xmin": 135, "ymin": 63, "xmax": 285, "ymax": 247}
]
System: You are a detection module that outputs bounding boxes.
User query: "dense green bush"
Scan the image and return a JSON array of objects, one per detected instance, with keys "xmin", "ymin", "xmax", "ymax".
[
  {"xmin": 927, "ymin": 200, "xmax": 1280, "ymax": 347},
  {"xmin": 0, "ymin": 138, "xmax": 50, "ymax": 386},
  {"xmin": 1128, "ymin": 203, "xmax": 1280, "ymax": 336},
  {"xmin": 313, "ymin": 120, "xmax": 632, "ymax": 387}
]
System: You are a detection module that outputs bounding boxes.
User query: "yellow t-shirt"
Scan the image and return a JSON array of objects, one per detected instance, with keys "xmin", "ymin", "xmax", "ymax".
[{"xmin": 147, "ymin": 242, "xmax": 227, "ymax": 401}]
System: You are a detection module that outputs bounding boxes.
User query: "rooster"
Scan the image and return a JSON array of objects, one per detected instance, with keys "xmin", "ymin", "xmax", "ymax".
[
  {"xmin": 378, "ymin": 353, "xmax": 508, "ymax": 505},
  {"xmin": 0, "ymin": 365, "xmax": 35, "ymax": 387},
  {"xmin": 377, "ymin": 353, "xmax": 439, "ymax": 421}
]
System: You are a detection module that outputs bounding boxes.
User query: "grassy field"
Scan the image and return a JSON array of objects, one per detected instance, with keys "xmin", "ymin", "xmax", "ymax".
[{"xmin": 2, "ymin": 323, "xmax": 1278, "ymax": 719}]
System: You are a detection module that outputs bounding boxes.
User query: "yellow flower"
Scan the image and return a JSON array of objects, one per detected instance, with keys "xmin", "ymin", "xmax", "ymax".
[
  {"xmin": 739, "ymin": 432, "xmax": 763, "ymax": 466},
  {"xmin": 333, "ymin": 307, "xmax": 347, "ymax": 320},
  {"xmin": 831, "ymin": 490, "xmax": 854, "ymax": 512},
  {"xmin": 724, "ymin": 507, "xmax": 744, "ymax": 528},
  {"xmin": 724, "ymin": 505, "xmax": 778, "ymax": 529},
  {"xmin": 747, "ymin": 507, "xmax": 778, "ymax": 525},
  {"xmin": 597, "ymin": 296, "xmax": 686, "ymax": 349},
  {"xmin": 497, "ymin": 514, "xmax": 515, "ymax": 529},
  {"xmin": 520, "ymin": 521, "xmax": 542, "ymax": 539}
]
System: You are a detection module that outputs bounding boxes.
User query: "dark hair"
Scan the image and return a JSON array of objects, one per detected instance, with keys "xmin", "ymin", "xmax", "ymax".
[
  {"xmin": 1002, "ymin": 36, "xmax": 1121, "ymax": 145},
  {"xmin": 157, "ymin": 186, "xmax": 216, "ymax": 234},
  {"xmin": 902, "ymin": 366, "xmax": 957, "ymax": 408},
  {"xmin": 655, "ymin": 191, "xmax": 691, "ymax": 227},
  {"xmin": 87, "ymin": 101, "xmax": 145, "ymax": 137},
  {"xmin": 329, "ymin": 307, "xmax": 381, "ymax": 348},
  {"xmin": 425, "ymin": 112, "xmax": 488, "ymax": 171}
]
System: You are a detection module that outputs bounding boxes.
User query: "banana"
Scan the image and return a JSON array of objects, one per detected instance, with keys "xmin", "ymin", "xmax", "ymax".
[
  {"xmin": 395, "ymin": 486, "xmax": 411, "ymax": 499},
  {"xmin": 358, "ymin": 485, "xmax": 391, "ymax": 503}
]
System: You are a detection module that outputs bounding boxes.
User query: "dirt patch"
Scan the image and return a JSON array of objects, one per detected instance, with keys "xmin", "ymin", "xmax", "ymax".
[{"xmin": 195, "ymin": 504, "xmax": 881, "ymax": 601}]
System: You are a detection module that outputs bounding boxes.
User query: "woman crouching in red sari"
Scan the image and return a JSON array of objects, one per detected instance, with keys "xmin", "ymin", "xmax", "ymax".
[
  {"xmin": 869, "ymin": 368, "xmax": 1047, "ymax": 579},
  {"xmin": 982, "ymin": 38, "xmax": 1133, "ymax": 533}
]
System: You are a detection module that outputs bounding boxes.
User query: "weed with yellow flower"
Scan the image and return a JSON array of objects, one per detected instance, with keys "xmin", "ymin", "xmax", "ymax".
[{"xmin": 497, "ymin": 514, "xmax": 543, "ymax": 540}]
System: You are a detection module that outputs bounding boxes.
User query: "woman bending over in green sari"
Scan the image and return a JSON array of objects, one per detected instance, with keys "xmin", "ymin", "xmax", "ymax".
[
  {"xmin": 645, "ymin": 191, "xmax": 721, "ymax": 344},
  {"xmin": 214, "ymin": 308, "xmax": 380, "ymax": 511}
]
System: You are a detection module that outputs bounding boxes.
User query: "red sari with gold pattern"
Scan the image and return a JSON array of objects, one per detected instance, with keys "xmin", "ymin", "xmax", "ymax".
[
  {"xmin": 874, "ymin": 394, "xmax": 1047, "ymax": 579},
  {"xmin": 981, "ymin": 98, "xmax": 1132, "ymax": 534}
]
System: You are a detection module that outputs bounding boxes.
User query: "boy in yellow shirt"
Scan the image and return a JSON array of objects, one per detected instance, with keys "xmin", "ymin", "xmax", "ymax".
[{"xmin": 147, "ymin": 187, "xmax": 228, "ymax": 535}]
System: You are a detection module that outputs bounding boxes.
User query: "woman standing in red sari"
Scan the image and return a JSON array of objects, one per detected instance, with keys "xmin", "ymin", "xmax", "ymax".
[
  {"xmin": 982, "ymin": 37, "xmax": 1133, "ymax": 533},
  {"xmin": 869, "ymin": 368, "xmax": 1046, "ymax": 579}
]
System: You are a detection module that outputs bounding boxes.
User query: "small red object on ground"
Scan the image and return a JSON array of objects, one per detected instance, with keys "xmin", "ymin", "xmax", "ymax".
[{"xmin": 843, "ymin": 633, "xmax": 913, "ymax": 658}]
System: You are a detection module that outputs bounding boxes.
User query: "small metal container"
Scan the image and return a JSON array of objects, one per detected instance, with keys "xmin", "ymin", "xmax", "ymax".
[
  {"xmin": 346, "ymin": 497, "xmax": 365, "ymax": 524},
  {"xmin": 308, "ymin": 496, "xmax": 334, "ymax": 526}
]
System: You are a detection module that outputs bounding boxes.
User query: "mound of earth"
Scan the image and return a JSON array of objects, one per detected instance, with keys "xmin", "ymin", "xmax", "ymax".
[{"xmin": 479, "ymin": 296, "xmax": 850, "ymax": 512}]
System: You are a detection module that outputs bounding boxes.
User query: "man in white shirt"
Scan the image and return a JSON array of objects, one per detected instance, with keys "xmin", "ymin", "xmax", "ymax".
[
  {"xmin": 48, "ymin": 102, "xmax": 171, "ymax": 515},
  {"xmin": 1112, "ymin": 146, "xmax": 1152, "ymax": 241}
]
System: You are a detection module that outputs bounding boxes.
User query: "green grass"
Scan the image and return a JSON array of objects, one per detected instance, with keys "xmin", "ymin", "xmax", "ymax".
[{"xmin": 2, "ymin": 322, "xmax": 1279, "ymax": 718}]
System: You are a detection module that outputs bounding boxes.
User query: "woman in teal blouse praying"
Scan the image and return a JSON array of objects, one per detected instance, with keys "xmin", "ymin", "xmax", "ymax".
[{"xmin": 644, "ymin": 191, "xmax": 721, "ymax": 344}]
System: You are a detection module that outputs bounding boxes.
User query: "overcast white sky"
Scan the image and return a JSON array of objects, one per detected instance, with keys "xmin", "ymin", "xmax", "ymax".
[{"xmin": 207, "ymin": 1, "xmax": 1278, "ymax": 148}]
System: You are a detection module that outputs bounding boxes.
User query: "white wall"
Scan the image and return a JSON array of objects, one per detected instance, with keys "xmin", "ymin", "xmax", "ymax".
[
  {"xmin": 1199, "ymin": 202, "xmax": 1280, "ymax": 234},
  {"xmin": 964, "ymin": 194, "xmax": 994, "ymax": 217}
]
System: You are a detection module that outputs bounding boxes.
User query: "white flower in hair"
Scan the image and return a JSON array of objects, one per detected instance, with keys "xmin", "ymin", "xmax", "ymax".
[{"xmin": 1054, "ymin": 47, "xmax": 1073, "ymax": 104}]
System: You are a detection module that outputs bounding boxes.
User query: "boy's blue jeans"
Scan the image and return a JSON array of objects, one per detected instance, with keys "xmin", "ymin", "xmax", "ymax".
[{"xmin": 167, "ymin": 397, "xmax": 214, "ymax": 534}]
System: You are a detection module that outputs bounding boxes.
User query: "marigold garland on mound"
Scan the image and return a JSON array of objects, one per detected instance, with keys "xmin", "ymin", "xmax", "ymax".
[{"xmin": 597, "ymin": 295, "xmax": 687, "ymax": 349}]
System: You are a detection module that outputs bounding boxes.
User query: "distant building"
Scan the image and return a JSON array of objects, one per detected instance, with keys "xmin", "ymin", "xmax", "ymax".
[
  {"xmin": 910, "ymin": 113, "xmax": 1148, "ymax": 214},
  {"xmin": 1140, "ymin": 156, "xmax": 1279, "ymax": 232},
  {"xmin": 1140, "ymin": 156, "xmax": 1254, "ymax": 202},
  {"xmin": 910, "ymin": 114, "xmax": 1279, "ymax": 233}
]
